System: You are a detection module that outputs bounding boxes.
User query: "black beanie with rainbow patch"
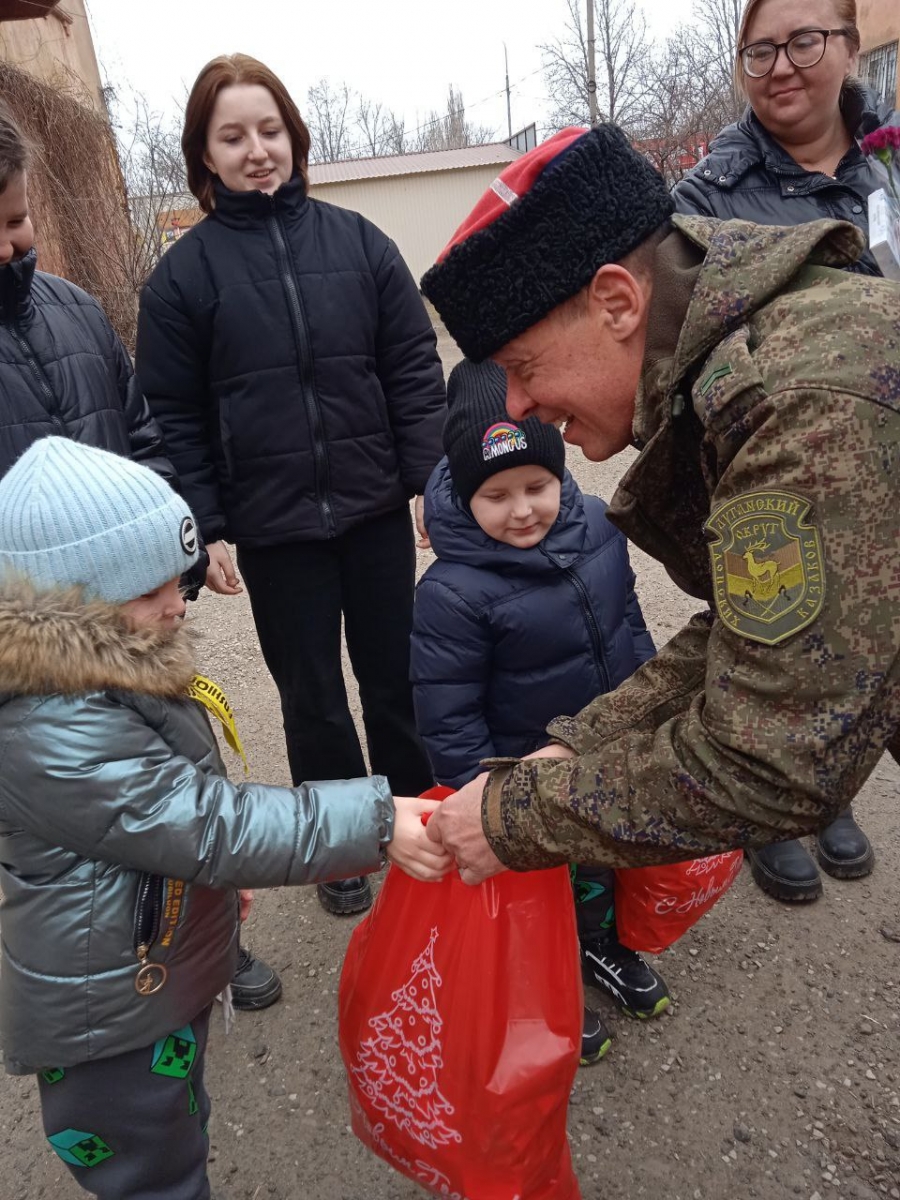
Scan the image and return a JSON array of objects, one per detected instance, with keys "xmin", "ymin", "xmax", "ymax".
[{"xmin": 443, "ymin": 359, "xmax": 565, "ymax": 504}]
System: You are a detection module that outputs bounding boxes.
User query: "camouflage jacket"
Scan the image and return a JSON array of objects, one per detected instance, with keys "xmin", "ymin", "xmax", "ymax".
[{"xmin": 484, "ymin": 214, "xmax": 900, "ymax": 870}]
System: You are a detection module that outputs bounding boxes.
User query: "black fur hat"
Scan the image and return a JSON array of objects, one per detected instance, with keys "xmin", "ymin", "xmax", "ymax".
[{"xmin": 421, "ymin": 124, "xmax": 674, "ymax": 362}]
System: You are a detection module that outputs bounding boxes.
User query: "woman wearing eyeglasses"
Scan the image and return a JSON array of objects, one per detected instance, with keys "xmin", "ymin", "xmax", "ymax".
[
  {"xmin": 673, "ymin": 0, "xmax": 894, "ymax": 277},
  {"xmin": 675, "ymin": 0, "xmax": 888, "ymax": 905}
]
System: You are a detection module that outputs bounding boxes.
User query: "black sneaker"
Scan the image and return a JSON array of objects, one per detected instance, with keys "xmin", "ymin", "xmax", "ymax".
[
  {"xmin": 580, "ymin": 1004, "xmax": 612, "ymax": 1066},
  {"xmin": 231, "ymin": 946, "xmax": 282, "ymax": 1011},
  {"xmin": 581, "ymin": 937, "xmax": 670, "ymax": 1019},
  {"xmin": 316, "ymin": 876, "xmax": 373, "ymax": 916}
]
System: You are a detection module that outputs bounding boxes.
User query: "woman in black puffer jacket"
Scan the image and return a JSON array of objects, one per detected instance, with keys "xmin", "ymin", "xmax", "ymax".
[
  {"xmin": 136, "ymin": 55, "xmax": 446, "ymax": 920},
  {"xmin": 673, "ymin": 1, "xmax": 894, "ymax": 276},
  {"xmin": 675, "ymin": 0, "xmax": 884, "ymax": 900}
]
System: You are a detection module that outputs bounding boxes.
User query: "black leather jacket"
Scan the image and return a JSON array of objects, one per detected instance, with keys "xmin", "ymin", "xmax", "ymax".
[{"xmin": 672, "ymin": 84, "xmax": 894, "ymax": 275}]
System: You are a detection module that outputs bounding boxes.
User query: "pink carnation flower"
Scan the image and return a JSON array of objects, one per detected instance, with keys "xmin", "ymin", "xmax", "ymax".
[
  {"xmin": 860, "ymin": 125, "xmax": 900, "ymax": 156},
  {"xmin": 861, "ymin": 124, "xmax": 900, "ymax": 203}
]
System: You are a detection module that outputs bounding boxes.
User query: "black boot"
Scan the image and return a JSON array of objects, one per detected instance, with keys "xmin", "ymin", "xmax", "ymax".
[
  {"xmin": 815, "ymin": 806, "xmax": 875, "ymax": 879},
  {"xmin": 580, "ymin": 1005, "xmax": 612, "ymax": 1066},
  {"xmin": 747, "ymin": 840, "xmax": 822, "ymax": 902},
  {"xmin": 317, "ymin": 876, "xmax": 373, "ymax": 916},
  {"xmin": 231, "ymin": 946, "xmax": 282, "ymax": 1011},
  {"xmin": 581, "ymin": 936, "xmax": 670, "ymax": 1019}
]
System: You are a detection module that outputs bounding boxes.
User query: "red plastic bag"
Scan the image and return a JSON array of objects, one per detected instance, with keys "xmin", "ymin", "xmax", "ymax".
[
  {"xmin": 339, "ymin": 789, "xmax": 582, "ymax": 1199},
  {"xmin": 614, "ymin": 851, "xmax": 744, "ymax": 954}
]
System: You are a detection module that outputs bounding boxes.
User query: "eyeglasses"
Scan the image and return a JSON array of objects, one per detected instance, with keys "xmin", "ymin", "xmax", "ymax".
[{"xmin": 740, "ymin": 28, "xmax": 849, "ymax": 78}]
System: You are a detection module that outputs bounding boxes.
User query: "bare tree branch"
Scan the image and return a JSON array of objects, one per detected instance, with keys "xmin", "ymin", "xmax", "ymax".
[
  {"xmin": 306, "ymin": 78, "xmax": 354, "ymax": 163},
  {"xmin": 103, "ymin": 91, "xmax": 193, "ymax": 327},
  {"xmin": 632, "ymin": 21, "xmax": 743, "ymax": 181},
  {"xmin": 413, "ymin": 86, "xmax": 495, "ymax": 152},
  {"xmin": 540, "ymin": 0, "xmax": 744, "ymax": 181},
  {"xmin": 355, "ymin": 96, "xmax": 410, "ymax": 157},
  {"xmin": 381, "ymin": 113, "xmax": 408, "ymax": 156},
  {"xmin": 694, "ymin": 0, "xmax": 743, "ymax": 83},
  {"xmin": 541, "ymin": 0, "xmax": 650, "ymax": 132}
]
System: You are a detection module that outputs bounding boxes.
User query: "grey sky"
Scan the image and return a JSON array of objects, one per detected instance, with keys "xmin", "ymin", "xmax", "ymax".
[{"xmin": 83, "ymin": 0, "xmax": 694, "ymax": 143}]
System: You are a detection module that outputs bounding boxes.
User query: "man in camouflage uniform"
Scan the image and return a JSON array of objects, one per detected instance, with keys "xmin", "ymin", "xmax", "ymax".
[{"xmin": 419, "ymin": 124, "xmax": 900, "ymax": 884}]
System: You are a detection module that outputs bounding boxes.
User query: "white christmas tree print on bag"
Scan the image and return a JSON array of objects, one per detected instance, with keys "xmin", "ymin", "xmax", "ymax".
[{"xmin": 351, "ymin": 927, "xmax": 462, "ymax": 1151}]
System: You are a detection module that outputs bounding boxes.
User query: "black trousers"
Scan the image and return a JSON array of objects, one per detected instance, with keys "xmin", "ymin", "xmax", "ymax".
[
  {"xmin": 238, "ymin": 506, "xmax": 433, "ymax": 796},
  {"xmin": 38, "ymin": 1008, "xmax": 212, "ymax": 1199}
]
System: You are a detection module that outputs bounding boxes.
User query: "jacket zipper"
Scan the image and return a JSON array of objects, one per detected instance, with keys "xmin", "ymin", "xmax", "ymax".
[
  {"xmin": 565, "ymin": 568, "xmax": 610, "ymax": 693},
  {"xmin": 768, "ymin": 160, "xmax": 857, "ymax": 195},
  {"xmin": 9, "ymin": 320, "xmax": 68, "ymax": 434},
  {"xmin": 266, "ymin": 200, "xmax": 336, "ymax": 537},
  {"xmin": 133, "ymin": 871, "xmax": 166, "ymax": 983}
]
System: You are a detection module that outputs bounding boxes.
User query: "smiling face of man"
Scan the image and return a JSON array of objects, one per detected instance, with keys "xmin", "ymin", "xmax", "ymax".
[{"xmin": 492, "ymin": 263, "xmax": 652, "ymax": 463}]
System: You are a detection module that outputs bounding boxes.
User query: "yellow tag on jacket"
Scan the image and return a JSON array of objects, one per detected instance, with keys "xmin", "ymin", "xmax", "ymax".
[{"xmin": 187, "ymin": 674, "xmax": 249, "ymax": 775}]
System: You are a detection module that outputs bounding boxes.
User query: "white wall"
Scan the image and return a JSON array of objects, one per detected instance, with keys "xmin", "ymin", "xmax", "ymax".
[{"xmin": 308, "ymin": 164, "xmax": 503, "ymax": 285}]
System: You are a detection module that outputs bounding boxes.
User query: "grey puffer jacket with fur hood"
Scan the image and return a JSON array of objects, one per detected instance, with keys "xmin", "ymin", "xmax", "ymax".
[{"xmin": 0, "ymin": 585, "xmax": 393, "ymax": 1075}]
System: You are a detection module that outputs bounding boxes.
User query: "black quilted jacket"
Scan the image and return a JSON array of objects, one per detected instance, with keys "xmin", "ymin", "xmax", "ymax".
[
  {"xmin": 135, "ymin": 174, "xmax": 446, "ymax": 547},
  {"xmin": 0, "ymin": 250, "xmax": 172, "ymax": 481},
  {"xmin": 673, "ymin": 84, "xmax": 894, "ymax": 276}
]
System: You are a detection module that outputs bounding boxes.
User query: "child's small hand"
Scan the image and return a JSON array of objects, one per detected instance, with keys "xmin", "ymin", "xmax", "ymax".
[
  {"xmin": 387, "ymin": 797, "xmax": 454, "ymax": 882},
  {"xmin": 239, "ymin": 889, "xmax": 254, "ymax": 922},
  {"xmin": 414, "ymin": 495, "xmax": 431, "ymax": 551}
]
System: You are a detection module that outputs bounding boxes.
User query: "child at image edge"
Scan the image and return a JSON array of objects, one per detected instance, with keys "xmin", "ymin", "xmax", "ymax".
[
  {"xmin": 0, "ymin": 438, "xmax": 450, "ymax": 1200},
  {"xmin": 411, "ymin": 358, "xmax": 672, "ymax": 1065}
]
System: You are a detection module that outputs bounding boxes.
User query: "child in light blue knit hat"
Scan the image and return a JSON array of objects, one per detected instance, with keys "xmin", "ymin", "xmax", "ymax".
[{"xmin": 0, "ymin": 438, "xmax": 450, "ymax": 1200}]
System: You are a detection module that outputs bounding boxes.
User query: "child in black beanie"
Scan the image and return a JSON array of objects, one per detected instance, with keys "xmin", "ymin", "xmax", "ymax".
[{"xmin": 411, "ymin": 358, "xmax": 671, "ymax": 1064}]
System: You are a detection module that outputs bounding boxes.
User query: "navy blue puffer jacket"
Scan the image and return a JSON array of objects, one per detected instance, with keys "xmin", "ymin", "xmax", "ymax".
[
  {"xmin": 0, "ymin": 250, "xmax": 172, "ymax": 482},
  {"xmin": 672, "ymin": 85, "xmax": 893, "ymax": 276},
  {"xmin": 136, "ymin": 175, "xmax": 446, "ymax": 547},
  {"xmin": 411, "ymin": 460, "xmax": 655, "ymax": 788}
]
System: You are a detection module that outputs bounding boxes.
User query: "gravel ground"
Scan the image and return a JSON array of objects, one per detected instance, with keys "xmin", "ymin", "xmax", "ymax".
[{"xmin": 2, "ymin": 321, "xmax": 898, "ymax": 1200}]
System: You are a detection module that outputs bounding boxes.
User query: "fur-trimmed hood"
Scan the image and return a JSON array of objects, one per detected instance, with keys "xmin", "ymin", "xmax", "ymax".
[{"xmin": 0, "ymin": 580, "xmax": 196, "ymax": 697}]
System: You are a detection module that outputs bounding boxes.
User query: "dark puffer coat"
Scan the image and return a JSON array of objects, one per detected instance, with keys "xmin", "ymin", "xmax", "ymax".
[
  {"xmin": 672, "ymin": 84, "xmax": 893, "ymax": 276},
  {"xmin": 136, "ymin": 175, "xmax": 446, "ymax": 547},
  {"xmin": 0, "ymin": 250, "xmax": 171, "ymax": 480},
  {"xmin": 411, "ymin": 460, "xmax": 655, "ymax": 788}
]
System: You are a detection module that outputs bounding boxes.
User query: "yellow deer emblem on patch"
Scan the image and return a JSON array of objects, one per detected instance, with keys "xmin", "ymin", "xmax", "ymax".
[{"xmin": 741, "ymin": 538, "xmax": 778, "ymax": 584}]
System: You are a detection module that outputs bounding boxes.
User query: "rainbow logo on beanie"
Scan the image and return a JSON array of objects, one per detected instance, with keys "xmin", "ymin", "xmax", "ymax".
[{"xmin": 481, "ymin": 422, "xmax": 527, "ymax": 462}]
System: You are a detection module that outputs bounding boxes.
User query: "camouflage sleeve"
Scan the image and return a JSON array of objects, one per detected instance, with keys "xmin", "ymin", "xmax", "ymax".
[{"xmin": 484, "ymin": 393, "xmax": 900, "ymax": 870}]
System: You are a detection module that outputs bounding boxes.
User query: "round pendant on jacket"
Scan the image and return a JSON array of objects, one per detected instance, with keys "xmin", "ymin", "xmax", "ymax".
[{"xmin": 135, "ymin": 961, "xmax": 168, "ymax": 995}]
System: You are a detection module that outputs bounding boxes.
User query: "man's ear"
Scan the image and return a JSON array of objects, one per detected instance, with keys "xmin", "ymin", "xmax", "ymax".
[{"xmin": 586, "ymin": 264, "xmax": 648, "ymax": 342}]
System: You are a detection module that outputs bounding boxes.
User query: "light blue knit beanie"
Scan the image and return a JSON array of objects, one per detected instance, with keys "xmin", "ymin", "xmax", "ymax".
[{"xmin": 0, "ymin": 438, "xmax": 200, "ymax": 604}]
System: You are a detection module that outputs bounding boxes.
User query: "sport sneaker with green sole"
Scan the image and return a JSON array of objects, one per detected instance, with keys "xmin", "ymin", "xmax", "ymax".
[
  {"xmin": 580, "ymin": 1004, "xmax": 612, "ymax": 1066},
  {"xmin": 581, "ymin": 937, "xmax": 670, "ymax": 1019}
]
